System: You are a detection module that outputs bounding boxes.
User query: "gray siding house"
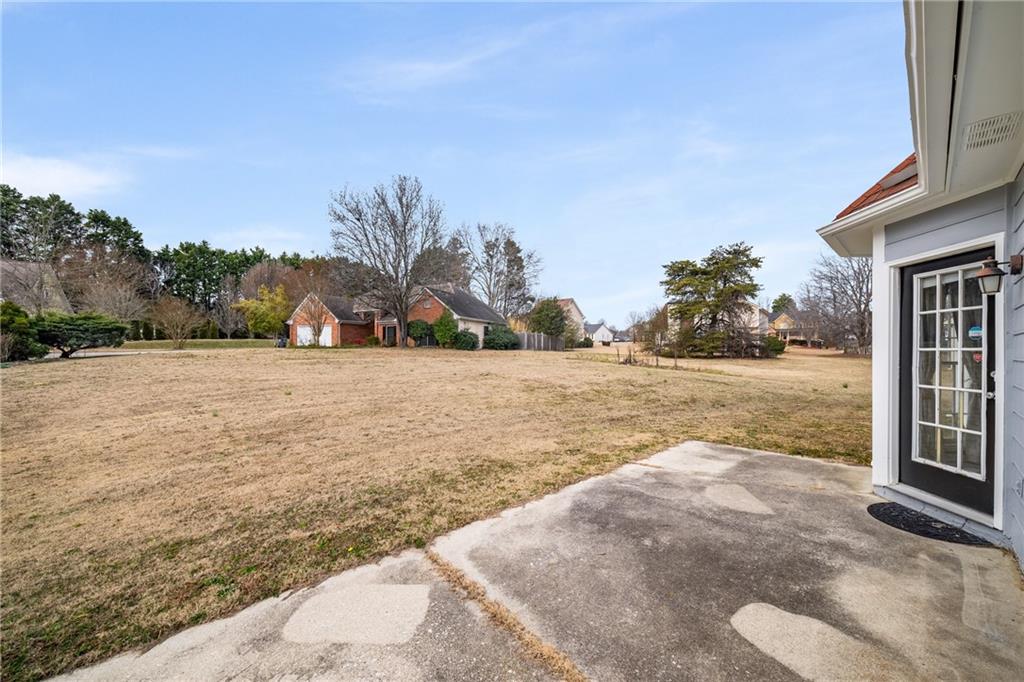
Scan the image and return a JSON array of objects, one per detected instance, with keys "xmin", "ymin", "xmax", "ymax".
[{"xmin": 818, "ymin": 1, "xmax": 1023, "ymax": 567}]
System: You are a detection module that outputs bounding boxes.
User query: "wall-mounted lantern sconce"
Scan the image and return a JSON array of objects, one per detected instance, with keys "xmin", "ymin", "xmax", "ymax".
[{"xmin": 975, "ymin": 254, "xmax": 1023, "ymax": 295}]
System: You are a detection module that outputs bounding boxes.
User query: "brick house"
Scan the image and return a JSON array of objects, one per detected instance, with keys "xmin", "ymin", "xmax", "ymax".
[
  {"xmin": 354, "ymin": 284, "xmax": 507, "ymax": 348},
  {"xmin": 287, "ymin": 294, "xmax": 372, "ymax": 346}
]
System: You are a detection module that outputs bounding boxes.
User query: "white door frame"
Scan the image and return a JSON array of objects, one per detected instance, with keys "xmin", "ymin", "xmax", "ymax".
[{"xmin": 873, "ymin": 227, "xmax": 1005, "ymax": 529}]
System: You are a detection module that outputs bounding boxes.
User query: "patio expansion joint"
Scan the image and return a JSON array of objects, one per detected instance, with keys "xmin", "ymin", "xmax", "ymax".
[{"xmin": 425, "ymin": 549, "xmax": 588, "ymax": 682}]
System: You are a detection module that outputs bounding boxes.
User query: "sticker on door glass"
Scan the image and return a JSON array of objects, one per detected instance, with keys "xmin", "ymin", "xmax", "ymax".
[
  {"xmin": 973, "ymin": 352, "xmax": 983, "ymax": 363},
  {"xmin": 968, "ymin": 325, "xmax": 983, "ymax": 340}
]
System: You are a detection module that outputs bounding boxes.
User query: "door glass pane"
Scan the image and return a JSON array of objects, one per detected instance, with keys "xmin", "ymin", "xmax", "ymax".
[
  {"xmin": 918, "ymin": 425, "xmax": 937, "ymax": 462},
  {"xmin": 961, "ymin": 351, "xmax": 983, "ymax": 390},
  {"xmin": 938, "ymin": 427, "xmax": 958, "ymax": 466},
  {"xmin": 961, "ymin": 309, "xmax": 983, "ymax": 348},
  {"xmin": 938, "ymin": 389, "xmax": 957, "ymax": 427},
  {"xmin": 962, "ymin": 432, "xmax": 982, "ymax": 474},
  {"xmin": 938, "ymin": 352, "xmax": 958, "ymax": 387},
  {"xmin": 961, "ymin": 391, "xmax": 982, "ymax": 432},
  {"xmin": 920, "ymin": 313, "xmax": 936, "ymax": 347},
  {"xmin": 963, "ymin": 270, "xmax": 982, "ymax": 307},
  {"xmin": 912, "ymin": 262, "xmax": 987, "ymax": 480},
  {"xmin": 939, "ymin": 312, "xmax": 958, "ymax": 348},
  {"xmin": 940, "ymin": 272, "xmax": 959, "ymax": 308},
  {"xmin": 920, "ymin": 276, "xmax": 937, "ymax": 311},
  {"xmin": 918, "ymin": 388, "xmax": 936, "ymax": 423},
  {"xmin": 919, "ymin": 351, "xmax": 937, "ymax": 385}
]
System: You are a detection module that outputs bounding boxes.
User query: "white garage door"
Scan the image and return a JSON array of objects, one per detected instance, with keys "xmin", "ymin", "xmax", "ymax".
[{"xmin": 296, "ymin": 324, "xmax": 332, "ymax": 346}]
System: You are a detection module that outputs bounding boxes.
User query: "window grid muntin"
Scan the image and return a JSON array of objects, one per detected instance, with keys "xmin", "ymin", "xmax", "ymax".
[{"xmin": 911, "ymin": 264, "xmax": 986, "ymax": 481}]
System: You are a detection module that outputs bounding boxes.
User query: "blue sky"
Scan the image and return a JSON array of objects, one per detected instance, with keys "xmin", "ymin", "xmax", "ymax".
[{"xmin": 2, "ymin": 1, "xmax": 910, "ymax": 326}]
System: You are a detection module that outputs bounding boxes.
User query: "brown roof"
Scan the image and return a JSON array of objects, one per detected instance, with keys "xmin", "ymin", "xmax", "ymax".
[{"xmin": 835, "ymin": 153, "xmax": 918, "ymax": 220}]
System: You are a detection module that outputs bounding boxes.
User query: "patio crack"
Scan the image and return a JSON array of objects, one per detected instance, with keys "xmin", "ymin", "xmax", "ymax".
[{"xmin": 426, "ymin": 550, "xmax": 588, "ymax": 682}]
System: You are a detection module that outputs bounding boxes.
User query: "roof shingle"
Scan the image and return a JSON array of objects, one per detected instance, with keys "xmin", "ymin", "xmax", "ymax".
[{"xmin": 835, "ymin": 153, "xmax": 918, "ymax": 220}]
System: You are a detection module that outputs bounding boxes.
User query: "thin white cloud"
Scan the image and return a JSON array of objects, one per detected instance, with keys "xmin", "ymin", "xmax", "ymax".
[
  {"xmin": 335, "ymin": 4, "xmax": 695, "ymax": 99},
  {"xmin": 1, "ymin": 152, "xmax": 129, "ymax": 198},
  {"xmin": 336, "ymin": 29, "xmax": 535, "ymax": 96}
]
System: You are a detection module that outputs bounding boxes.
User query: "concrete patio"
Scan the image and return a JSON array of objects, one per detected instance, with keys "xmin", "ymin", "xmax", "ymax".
[{"xmin": 56, "ymin": 441, "xmax": 1023, "ymax": 681}]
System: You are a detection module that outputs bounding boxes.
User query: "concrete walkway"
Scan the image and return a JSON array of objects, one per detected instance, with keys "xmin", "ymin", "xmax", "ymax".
[{"xmin": 56, "ymin": 441, "xmax": 1024, "ymax": 681}]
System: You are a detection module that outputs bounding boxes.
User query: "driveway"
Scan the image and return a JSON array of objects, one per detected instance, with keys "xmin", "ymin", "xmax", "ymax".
[{"xmin": 56, "ymin": 442, "xmax": 1023, "ymax": 681}]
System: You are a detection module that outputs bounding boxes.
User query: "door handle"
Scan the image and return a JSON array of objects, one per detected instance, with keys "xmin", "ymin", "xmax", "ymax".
[{"xmin": 986, "ymin": 391, "xmax": 995, "ymax": 400}]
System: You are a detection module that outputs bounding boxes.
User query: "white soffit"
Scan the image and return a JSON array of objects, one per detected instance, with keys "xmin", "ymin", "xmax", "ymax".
[{"xmin": 946, "ymin": 0, "xmax": 1024, "ymax": 195}]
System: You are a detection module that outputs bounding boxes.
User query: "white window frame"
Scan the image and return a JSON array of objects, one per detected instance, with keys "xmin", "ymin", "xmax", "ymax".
[{"xmin": 910, "ymin": 264, "xmax": 987, "ymax": 481}]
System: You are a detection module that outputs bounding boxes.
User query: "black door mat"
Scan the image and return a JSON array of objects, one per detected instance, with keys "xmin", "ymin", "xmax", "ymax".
[{"xmin": 867, "ymin": 502, "xmax": 993, "ymax": 546}]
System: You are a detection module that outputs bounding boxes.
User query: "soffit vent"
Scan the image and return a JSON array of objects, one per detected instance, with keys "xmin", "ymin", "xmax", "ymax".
[{"xmin": 962, "ymin": 111, "xmax": 1023, "ymax": 151}]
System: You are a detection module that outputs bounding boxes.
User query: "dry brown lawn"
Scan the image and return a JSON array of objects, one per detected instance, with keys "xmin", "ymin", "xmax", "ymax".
[{"xmin": 1, "ymin": 347, "xmax": 870, "ymax": 680}]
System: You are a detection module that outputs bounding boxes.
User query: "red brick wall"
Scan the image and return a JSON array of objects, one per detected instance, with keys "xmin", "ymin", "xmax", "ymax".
[
  {"xmin": 289, "ymin": 310, "xmax": 370, "ymax": 346},
  {"xmin": 408, "ymin": 292, "xmax": 445, "ymax": 324},
  {"xmin": 337, "ymin": 322, "xmax": 370, "ymax": 345}
]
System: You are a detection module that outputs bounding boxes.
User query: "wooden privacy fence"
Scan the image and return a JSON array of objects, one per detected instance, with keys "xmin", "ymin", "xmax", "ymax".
[{"xmin": 516, "ymin": 332, "xmax": 564, "ymax": 351}]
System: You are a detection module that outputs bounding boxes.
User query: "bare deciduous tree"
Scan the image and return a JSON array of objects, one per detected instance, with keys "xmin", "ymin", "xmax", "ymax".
[
  {"xmin": 799, "ymin": 254, "xmax": 872, "ymax": 354},
  {"xmin": 292, "ymin": 262, "xmax": 332, "ymax": 346},
  {"xmin": 150, "ymin": 296, "xmax": 205, "ymax": 350},
  {"xmin": 626, "ymin": 310, "xmax": 644, "ymax": 342},
  {"xmin": 211, "ymin": 275, "xmax": 246, "ymax": 338},
  {"xmin": 329, "ymin": 175, "xmax": 445, "ymax": 347},
  {"xmin": 240, "ymin": 260, "xmax": 296, "ymax": 301},
  {"xmin": 80, "ymin": 277, "xmax": 150, "ymax": 322},
  {"xmin": 457, "ymin": 223, "xmax": 541, "ymax": 318}
]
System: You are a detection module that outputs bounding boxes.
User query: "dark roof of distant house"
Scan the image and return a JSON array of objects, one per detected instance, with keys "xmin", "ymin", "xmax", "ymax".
[
  {"xmin": 423, "ymin": 286, "xmax": 506, "ymax": 324},
  {"xmin": 836, "ymin": 153, "xmax": 918, "ymax": 220},
  {"xmin": 583, "ymin": 322, "xmax": 605, "ymax": 334},
  {"xmin": 321, "ymin": 295, "xmax": 369, "ymax": 323},
  {"xmin": 768, "ymin": 311, "xmax": 785, "ymax": 323},
  {"xmin": 0, "ymin": 260, "xmax": 73, "ymax": 313}
]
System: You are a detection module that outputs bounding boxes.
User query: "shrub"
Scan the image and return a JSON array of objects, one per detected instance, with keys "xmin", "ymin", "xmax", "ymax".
[
  {"xmin": 34, "ymin": 311, "xmax": 129, "ymax": 358},
  {"xmin": 452, "ymin": 330, "xmax": 479, "ymax": 350},
  {"xmin": 576, "ymin": 337, "xmax": 594, "ymax": 348},
  {"xmin": 482, "ymin": 326, "xmax": 519, "ymax": 350},
  {"xmin": 366, "ymin": 335, "xmax": 381, "ymax": 347},
  {"xmin": 434, "ymin": 309, "xmax": 458, "ymax": 347},
  {"xmin": 407, "ymin": 319, "xmax": 433, "ymax": 344},
  {"xmin": 150, "ymin": 296, "xmax": 205, "ymax": 350},
  {"xmin": 0, "ymin": 302, "xmax": 48, "ymax": 362},
  {"xmin": 528, "ymin": 298, "xmax": 566, "ymax": 337},
  {"xmin": 762, "ymin": 335, "xmax": 786, "ymax": 357}
]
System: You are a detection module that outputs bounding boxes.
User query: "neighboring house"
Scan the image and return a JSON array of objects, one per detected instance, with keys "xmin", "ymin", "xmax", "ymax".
[
  {"xmin": 817, "ymin": 0, "xmax": 1024, "ymax": 566},
  {"xmin": 769, "ymin": 310, "xmax": 822, "ymax": 347},
  {"xmin": 739, "ymin": 303, "xmax": 771, "ymax": 336},
  {"xmin": 584, "ymin": 322, "xmax": 614, "ymax": 344},
  {"xmin": 287, "ymin": 294, "xmax": 371, "ymax": 346},
  {"xmin": 354, "ymin": 284, "xmax": 506, "ymax": 349},
  {"xmin": 0, "ymin": 260, "xmax": 73, "ymax": 314},
  {"xmin": 613, "ymin": 328, "xmax": 632, "ymax": 343},
  {"xmin": 556, "ymin": 298, "xmax": 586, "ymax": 334}
]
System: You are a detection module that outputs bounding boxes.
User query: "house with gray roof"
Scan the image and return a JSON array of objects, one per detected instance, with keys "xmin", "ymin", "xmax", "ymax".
[{"xmin": 0, "ymin": 260, "xmax": 73, "ymax": 315}]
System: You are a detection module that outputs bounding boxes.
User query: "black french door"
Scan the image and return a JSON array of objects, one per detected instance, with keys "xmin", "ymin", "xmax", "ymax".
[{"xmin": 899, "ymin": 248, "xmax": 995, "ymax": 515}]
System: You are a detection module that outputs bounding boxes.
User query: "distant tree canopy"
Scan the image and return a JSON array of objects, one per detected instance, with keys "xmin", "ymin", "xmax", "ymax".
[
  {"xmin": 458, "ymin": 223, "xmax": 541, "ymax": 318},
  {"xmin": 528, "ymin": 297, "xmax": 566, "ymax": 337},
  {"xmin": 154, "ymin": 241, "xmax": 271, "ymax": 311},
  {"xmin": 0, "ymin": 185, "xmax": 143, "ymax": 263},
  {"xmin": 661, "ymin": 242, "xmax": 763, "ymax": 357},
  {"xmin": 771, "ymin": 293, "xmax": 795, "ymax": 314}
]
